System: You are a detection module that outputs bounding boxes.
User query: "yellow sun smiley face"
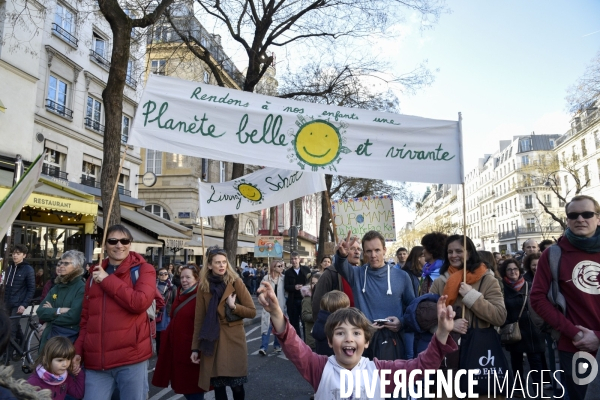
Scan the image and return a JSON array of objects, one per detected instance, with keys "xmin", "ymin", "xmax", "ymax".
[
  {"xmin": 237, "ymin": 183, "xmax": 263, "ymax": 202},
  {"xmin": 294, "ymin": 120, "xmax": 341, "ymax": 167}
]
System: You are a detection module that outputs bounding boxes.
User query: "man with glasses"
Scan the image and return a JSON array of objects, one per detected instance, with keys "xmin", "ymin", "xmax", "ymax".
[
  {"xmin": 73, "ymin": 224, "xmax": 156, "ymax": 400},
  {"xmin": 531, "ymin": 195, "xmax": 600, "ymax": 399},
  {"xmin": 3, "ymin": 244, "xmax": 35, "ymax": 359}
]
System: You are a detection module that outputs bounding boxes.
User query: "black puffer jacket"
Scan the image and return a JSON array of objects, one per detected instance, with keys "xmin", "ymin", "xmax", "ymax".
[
  {"xmin": 3, "ymin": 262, "xmax": 35, "ymax": 308},
  {"xmin": 502, "ymin": 281, "xmax": 546, "ymax": 354}
]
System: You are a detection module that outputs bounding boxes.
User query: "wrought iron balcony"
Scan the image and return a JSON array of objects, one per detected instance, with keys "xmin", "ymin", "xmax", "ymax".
[
  {"xmin": 89, "ymin": 49, "xmax": 111, "ymax": 68},
  {"xmin": 498, "ymin": 226, "xmax": 563, "ymax": 240},
  {"xmin": 80, "ymin": 175, "xmax": 101, "ymax": 189},
  {"xmin": 84, "ymin": 117, "xmax": 105, "ymax": 133},
  {"xmin": 51, "ymin": 23, "xmax": 78, "ymax": 47},
  {"xmin": 125, "ymin": 74, "xmax": 137, "ymax": 88},
  {"xmin": 118, "ymin": 186, "xmax": 131, "ymax": 197},
  {"xmin": 45, "ymin": 99, "xmax": 73, "ymax": 119},
  {"xmin": 42, "ymin": 164, "xmax": 68, "ymax": 180}
]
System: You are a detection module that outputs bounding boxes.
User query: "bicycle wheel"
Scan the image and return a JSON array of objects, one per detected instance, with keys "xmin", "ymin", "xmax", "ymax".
[{"xmin": 25, "ymin": 328, "xmax": 41, "ymax": 364}]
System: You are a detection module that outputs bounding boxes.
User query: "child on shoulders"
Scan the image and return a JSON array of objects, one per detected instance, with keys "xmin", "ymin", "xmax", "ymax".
[{"xmin": 258, "ymin": 281, "xmax": 457, "ymax": 400}]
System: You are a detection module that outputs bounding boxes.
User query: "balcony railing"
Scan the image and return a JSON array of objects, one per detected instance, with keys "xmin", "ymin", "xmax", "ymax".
[
  {"xmin": 81, "ymin": 175, "xmax": 131, "ymax": 196},
  {"xmin": 89, "ymin": 49, "xmax": 111, "ymax": 68},
  {"xmin": 125, "ymin": 74, "xmax": 137, "ymax": 88},
  {"xmin": 85, "ymin": 117, "xmax": 105, "ymax": 133},
  {"xmin": 42, "ymin": 164, "xmax": 68, "ymax": 180},
  {"xmin": 51, "ymin": 23, "xmax": 78, "ymax": 47},
  {"xmin": 80, "ymin": 175, "xmax": 101, "ymax": 189},
  {"xmin": 524, "ymin": 203, "xmax": 534, "ymax": 209},
  {"xmin": 498, "ymin": 226, "xmax": 563, "ymax": 240},
  {"xmin": 556, "ymin": 109, "xmax": 600, "ymax": 147},
  {"xmin": 45, "ymin": 99, "xmax": 73, "ymax": 119}
]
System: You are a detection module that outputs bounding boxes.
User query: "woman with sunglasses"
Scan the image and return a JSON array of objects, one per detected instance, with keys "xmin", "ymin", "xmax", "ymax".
[
  {"xmin": 155, "ymin": 267, "xmax": 177, "ymax": 354},
  {"xmin": 36, "ymin": 250, "xmax": 86, "ymax": 352},
  {"xmin": 258, "ymin": 260, "xmax": 286, "ymax": 355},
  {"xmin": 73, "ymin": 224, "xmax": 157, "ymax": 400},
  {"xmin": 153, "ymin": 264, "xmax": 210, "ymax": 399},
  {"xmin": 191, "ymin": 247, "xmax": 256, "ymax": 400}
]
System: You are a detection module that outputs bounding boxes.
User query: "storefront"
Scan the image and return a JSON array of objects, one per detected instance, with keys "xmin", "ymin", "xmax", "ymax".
[{"xmin": 0, "ymin": 171, "xmax": 98, "ymax": 296}]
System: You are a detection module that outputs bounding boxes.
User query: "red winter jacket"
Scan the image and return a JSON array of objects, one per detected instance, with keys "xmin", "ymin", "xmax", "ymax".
[
  {"xmin": 74, "ymin": 252, "xmax": 156, "ymax": 370},
  {"xmin": 530, "ymin": 236, "xmax": 600, "ymax": 354}
]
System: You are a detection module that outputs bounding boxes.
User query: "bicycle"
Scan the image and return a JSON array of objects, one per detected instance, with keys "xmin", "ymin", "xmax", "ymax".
[{"xmin": 3, "ymin": 299, "xmax": 42, "ymax": 373}]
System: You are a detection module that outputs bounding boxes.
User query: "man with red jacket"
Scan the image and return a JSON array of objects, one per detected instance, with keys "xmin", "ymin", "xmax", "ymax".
[
  {"xmin": 73, "ymin": 225, "xmax": 156, "ymax": 400},
  {"xmin": 531, "ymin": 195, "xmax": 600, "ymax": 400}
]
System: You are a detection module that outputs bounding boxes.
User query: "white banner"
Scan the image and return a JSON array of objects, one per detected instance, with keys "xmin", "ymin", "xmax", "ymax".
[
  {"xmin": 130, "ymin": 75, "xmax": 463, "ymax": 184},
  {"xmin": 0, "ymin": 154, "xmax": 44, "ymax": 240},
  {"xmin": 198, "ymin": 167, "xmax": 326, "ymax": 217},
  {"xmin": 332, "ymin": 195, "xmax": 396, "ymax": 241}
]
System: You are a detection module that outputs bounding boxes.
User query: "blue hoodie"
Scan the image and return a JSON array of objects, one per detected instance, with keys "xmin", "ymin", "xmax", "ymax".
[{"xmin": 334, "ymin": 254, "xmax": 415, "ymax": 323}]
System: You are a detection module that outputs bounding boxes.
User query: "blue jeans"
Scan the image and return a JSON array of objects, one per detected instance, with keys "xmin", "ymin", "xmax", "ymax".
[
  {"xmin": 84, "ymin": 360, "xmax": 149, "ymax": 400},
  {"xmin": 184, "ymin": 393, "xmax": 205, "ymax": 400},
  {"xmin": 260, "ymin": 326, "xmax": 280, "ymax": 350}
]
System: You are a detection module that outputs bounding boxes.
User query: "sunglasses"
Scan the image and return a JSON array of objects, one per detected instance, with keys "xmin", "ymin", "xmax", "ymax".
[
  {"xmin": 275, "ymin": 264, "xmax": 283, "ymax": 268},
  {"xmin": 566, "ymin": 211, "xmax": 598, "ymax": 220},
  {"xmin": 106, "ymin": 238, "xmax": 132, "ymax": 246},
  {"xmin": 57, "ymin": 261, "xmax": 72, "ymax": 266}
]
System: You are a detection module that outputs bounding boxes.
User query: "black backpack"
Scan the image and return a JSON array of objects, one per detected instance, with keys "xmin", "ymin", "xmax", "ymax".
[{"xmin": 369, "ymin": 328, "xmax": 405, "ymax": 361}]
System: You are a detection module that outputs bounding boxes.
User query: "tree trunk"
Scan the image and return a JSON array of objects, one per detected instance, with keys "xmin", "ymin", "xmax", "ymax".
[
  {"xmin": 317, "ymin": 174, "xmax": 333, "ymax": 262},
  {"xmin": 100, "ymin": 19, "xmax": 131, "ymax": 232}
]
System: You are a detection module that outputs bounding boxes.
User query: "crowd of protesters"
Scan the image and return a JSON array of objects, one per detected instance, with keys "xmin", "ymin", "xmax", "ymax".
[{"xmin": 1, "ymin": 195, "xmax": 600, "ymax": 400}]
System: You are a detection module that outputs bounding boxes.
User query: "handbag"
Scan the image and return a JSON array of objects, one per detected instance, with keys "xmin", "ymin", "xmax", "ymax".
[
  {"xmin": 48, "ymin": 324, "xmax": 79, "ymax": 343},
  {"xmin": 499, "ymin": 281, "xmax": 528, "ymax": 344},
  {"xmin": 458, "ymin": 275, "xmax": 510, "ymax": 396}
]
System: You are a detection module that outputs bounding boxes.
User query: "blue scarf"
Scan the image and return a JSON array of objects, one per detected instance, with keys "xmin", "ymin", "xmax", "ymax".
[
  {"xmin": 421, "ymin": 259, "xmax": 443, "ymax": 278},
  {"xmin": 565, "ymin": 227, "xmax": 600, "ymax": 253}
]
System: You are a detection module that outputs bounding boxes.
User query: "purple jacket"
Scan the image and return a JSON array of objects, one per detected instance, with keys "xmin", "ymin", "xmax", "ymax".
[
  {"xmin": 27, "ymin": 369, "xmax": 85, "ymax": 400},
  {"xmin": 273, "ymin": 318, "xmax": 458, "ymax": 393}
]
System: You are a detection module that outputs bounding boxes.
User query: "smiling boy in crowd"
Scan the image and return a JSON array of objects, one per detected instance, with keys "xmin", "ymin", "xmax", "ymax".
[{"xmin": 257, "ymin": 282, "xmax": 458, "ymax": 399}]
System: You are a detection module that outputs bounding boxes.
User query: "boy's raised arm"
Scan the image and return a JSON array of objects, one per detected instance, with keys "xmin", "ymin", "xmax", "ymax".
[{"xmin": 257, "ymin": 281, "xmax": 286, "ymax": 333}]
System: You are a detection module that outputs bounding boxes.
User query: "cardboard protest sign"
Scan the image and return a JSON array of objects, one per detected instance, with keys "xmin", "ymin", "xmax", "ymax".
[
  {"xmin": 254, "ymin": 236, "xmax": 284, "ymax": 257},
  {"xmin": 331, "ymin": 195, "xmax": 396, "ymax": 241}
]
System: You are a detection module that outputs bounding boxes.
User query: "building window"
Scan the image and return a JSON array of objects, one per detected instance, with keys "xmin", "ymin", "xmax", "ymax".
[
  {"xmin": 595, "ymin": 131, "xmax": 600, "ymax": 150},
  {"xmin": 118, "ymin": 173, "xmax": 130, "ymax": 195},
  {"xmin": 244, "ymin": 220, "xmax": 255, "ymax": 236},
  {"xmin": 564, "ymin": 175, "xmax": 569, "ymax": 192},
  {"xmin": 524, "ymin": 194, "xmax": 533, "ymax": 209},
  {"xmin": 43, "ymin": 149, "xmax": 67, "ymax": 179},
  {"xmin": 582, "ymin": 139, "xmax": 588, "ymax": 157},
  {"xmin": 584, "ymin": 165, "xmax": 590, "ymax": 183},
  {"xmin": 82, "ymin": 161, "xmax": 98, "ymax": 178},
  {"xmin": 544, "ymin": 194, "xmax": 551, "ymax": 206},
  {"xmin": 46, "ymin": 76, "xmax": 72, "ymax": 118},
  {"xmin": 151, "ymin": 59, "xmax": 166, "ymax": 75},
  {"xmin": 147, "ymin": 150, "xmax": 162, "ymax": 175},
  {"xmin": 52, "ymin": 4, "xmax": 77, "ymax": 46},
  {"xmin": 219, "ymin": 161, "xmax": 226, "ymax": 182},
  {"xmin": 90, "ymin": 32, "xmax": 110, "ymax": 67},
  {"xmin": 526, "ymin": 218, "xmax": 535, "ymax": 231},
  {"xmin": 125, "ymin": 60, "xmax": 136, "ymax": 88},
  {"xmin": 153, "ymin": 24, "xmax": 169, "ymax": 42},
  {"xmin": 203, "ymin": 71, "xmax": 210, "ymax": 84},
  {"xmin": 93, "ymin": 32, "xmax": 106, "ymax": 57},
  {"xmin": 521, "ymin": 138, "xmax": 532, "ymax": 152},
  {"xmin": 85, "ymin": 96, "xmax": 104, "ymax": 133},
  {"xmin": 521, "ymin": 155, "xmax": 529, "ymax": 166},
  {"xmin": 201, "ymin": 158, "xmax": 209, "ymax": 181},
  {"xmin": 145, "ymin": 204, "xmax": 170, "ymax": 220},
  {"xmin": 121, "ymin": 115, "xmax": 130, "ymax": 143},
  {"xmin": 572, "ymin": 145, "xmax": 579, "ymax": 161}
]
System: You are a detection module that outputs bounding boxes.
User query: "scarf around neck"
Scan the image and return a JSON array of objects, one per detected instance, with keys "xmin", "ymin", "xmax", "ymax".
[
  {"xmin": 565, "ymin": 227, "xmax": 600, "ymax": 253},
  {"xmin": 180, "ymin": 283, "xmax": 198, "ymax": 295},
  {"xmin": 422, "ymin": 259, "xmax": 443, "ymax": 278},
  {"xmin": 503, "ymin": 275, "xmax": 525, "ymax": 292},
  {"xmin": 36, "ymin": 365, "xmax": 67, "ymax": 386},
  {"xmin": 442, "ymin": 263, "xmax": 487, "ymax": 306},
  {"xmin": 198, "ymin": 274, "xmax": 226, "ymax": 356}
]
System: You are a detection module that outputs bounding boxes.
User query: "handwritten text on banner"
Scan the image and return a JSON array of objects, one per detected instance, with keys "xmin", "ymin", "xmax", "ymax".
[
  {"xmin": 130, "ymin": 75, "xmax": 463, "ymax": 184},
  {"xmin": 198, "ymin": 167, "xmax": 326, "ymax": 217}
]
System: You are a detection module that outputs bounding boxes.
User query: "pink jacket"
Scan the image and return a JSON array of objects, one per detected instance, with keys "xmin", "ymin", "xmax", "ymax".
[{"xmin": 273, "ymin": 318, "xmax": 458, "ymax": 392}]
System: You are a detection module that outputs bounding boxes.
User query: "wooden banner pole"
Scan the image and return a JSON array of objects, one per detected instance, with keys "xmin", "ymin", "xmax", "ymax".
[
  {"xmin": 101, "ymin": 146, "xmax": 129, "ymax": 256},
  {"xmin": 462, "ymin": 182, "xmax": 467, "ymax": 321}
]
